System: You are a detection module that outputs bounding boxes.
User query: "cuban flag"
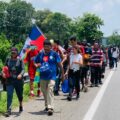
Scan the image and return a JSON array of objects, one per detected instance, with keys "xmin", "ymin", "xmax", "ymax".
[{"xmin": 20, "ymin": 25, "xmax": 46, "ymax": 59}]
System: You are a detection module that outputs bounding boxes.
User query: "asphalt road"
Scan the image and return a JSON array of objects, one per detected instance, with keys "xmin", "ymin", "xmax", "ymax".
[
  {"xmin": 0, "ymin": 65, "xmax": 120, "ymax": 120},
  {"xmin": 93, "ymin": 67, "xmax": 120, "ymax": 120}
]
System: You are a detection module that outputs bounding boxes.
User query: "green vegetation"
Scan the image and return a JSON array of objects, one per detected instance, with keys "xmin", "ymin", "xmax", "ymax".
[
  {"xmin": 0, "ymin": 0, "xmax": 104, "ymax": 70},
  {"xmin": 0, "ymin": 83, "xmax": 38, "ymax": 114},
  {"xmin": 108, "ymin": 32, "xmax": 120, "ymax": 46}
]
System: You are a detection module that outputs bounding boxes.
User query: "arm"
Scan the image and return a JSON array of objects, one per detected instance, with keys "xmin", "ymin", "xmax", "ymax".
[
  {"xmin": 34, "ymin": 53, "xmax": 41, "ymax": 68},
  {"xmin": 20, "ymin": 60, "xmax": 25, "ymax": 76},
  {"xmin": 61, "ymin": 53, "xmax": 67, "ymax": 65},
  {"xmin": 58, "ymin": 62, "xmax": 64, "ymax": 82},
  {"xmin": 56, "ymin": 52, "xmax": 65, "ymax": 82},
  {"xmin": 17, "ymin": 59, "xmax": 25, "ymax": 80}
]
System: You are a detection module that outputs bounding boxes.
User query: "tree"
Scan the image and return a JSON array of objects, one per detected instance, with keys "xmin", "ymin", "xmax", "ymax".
[
  {"xmin": 0, "ymin": 34, "xmax": 12, "ymax": 64},
  {"xmin": 108, "ymin": 32, "xmax": 120, "ymax": 46},
  {"xmin": 2, "ymin": 0, "xmax": 34, "ymax": 45},
  {"xmin": 74, "ymin": 13, "xmax": 104, "ymax": 43},
  {"xmin": 42, "ymin": 12, "xmax": 72, "ymax": 42},
  {"xmin": 0, "ymin": 1, "xmax": 8, "ymax": 34},
  {"xmin": 34, "ymin": 9, "xmax": 52, "ymax": 29}
]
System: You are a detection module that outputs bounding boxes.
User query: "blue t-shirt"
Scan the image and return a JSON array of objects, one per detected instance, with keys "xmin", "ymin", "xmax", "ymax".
[{"xmin": 34, "ymin": 50, "xmax": 61, "ymax": 80}]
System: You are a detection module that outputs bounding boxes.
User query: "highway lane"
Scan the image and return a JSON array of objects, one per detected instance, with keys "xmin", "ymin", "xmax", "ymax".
[{"xmin": 92, "ymin": 66, "xmax": 120, "ymax": 120}]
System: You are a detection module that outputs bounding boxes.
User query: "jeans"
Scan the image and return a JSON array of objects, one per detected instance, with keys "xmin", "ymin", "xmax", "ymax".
[
  {"xmin": 6, "ymin": 81, "xmax": 23, "ymax": 111},
  {"xmin": 54, "ymin": 68, "xmax": 61, "ymax": 92},
  {"xmin": 112, "ymin": 57, "xmax": 117, "ymax": 68},
  {"xmin": 68, "ymin": 70, "xmax": 80, "ymax": 96},
  {"xmin": 91, "ymin": 66, "xmax": 102, "ymax": 85}
]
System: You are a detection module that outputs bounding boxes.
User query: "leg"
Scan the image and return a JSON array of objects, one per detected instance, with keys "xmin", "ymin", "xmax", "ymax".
[
  {"xmin": 74, "ymin": 71, "xmax": 80, "ymax": 99},
  {"xmin": 80, "ymin": 67, "xmax": 85, "ymax": 90},
  {"xmin": 5, "ymin": 85, "xmax": 14, "ymax": 117},
  {"xmin": 54, "ymin": 68, "xmax": 61, "ymax": 96},
  {"xmin": 29, "ymin": 80, "xmax": 34, "ymax": 97},
  {"xmin": 37, "ymin": 82, "xmax": 41, "ymax": 97},
  {"xmin": 94, "ymin": 67, "xmax": 100, "ymax": 87},
  {"xmin": 90, "ymin": 67, "xmax": 95, "ymax": 86},
  {"xmin": 15, "ymin": 81, "xmax": 24, "ymax": 112},
  {"xmin": 6, "ymin": 85, "xmax": 14, "ymax": 111},
  {"xmin": 115, "ymin": 58, "xmax": 117, "ymax": 68},
  {"xmin": 40, "ymin": 80, "xmax": 48, "ymax": 109},
  {"xmin": 68, "ymin": 70, "xmax": 74, "ymax": 100},
  {"xmin": 47, "ymin": 80, "xmax": 55, "ymax": 109}
]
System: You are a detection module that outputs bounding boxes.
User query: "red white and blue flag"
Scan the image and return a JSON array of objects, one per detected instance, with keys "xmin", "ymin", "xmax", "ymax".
[{"xmin": 20, "ymin": 25, "xmax": 46, "ymax": 59}]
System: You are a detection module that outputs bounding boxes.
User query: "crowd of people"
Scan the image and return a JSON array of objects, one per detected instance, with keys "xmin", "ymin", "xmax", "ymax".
[{"xmin": 1, "ymin": 36, "xmax": 120, "ymax": 117}]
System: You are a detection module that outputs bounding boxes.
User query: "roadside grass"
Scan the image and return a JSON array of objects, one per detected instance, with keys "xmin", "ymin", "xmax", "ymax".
[
  {"xmin": 0, "ymin": 82, "xmax": 38, "ymax": 115},
  {"xmin": 0, "ymin": 64, "xmax": 38, "ymax": 115}
]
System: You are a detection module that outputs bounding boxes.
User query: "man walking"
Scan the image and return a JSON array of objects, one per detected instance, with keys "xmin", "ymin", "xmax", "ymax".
[{"xmin": 34, "ymin": 40, "xmax": 64, "ymax": 116}]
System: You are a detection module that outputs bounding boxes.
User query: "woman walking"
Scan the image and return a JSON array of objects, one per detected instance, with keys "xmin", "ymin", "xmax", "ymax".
[
  {"xmin": 2, "ymin": 47, "xmax": 24, "ymax": 117},
  {"xmin": 65, "ymin": 46, "xmax": 83, "ymax": 101}
]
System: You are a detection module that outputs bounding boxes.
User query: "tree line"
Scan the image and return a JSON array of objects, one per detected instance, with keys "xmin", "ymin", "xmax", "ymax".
[{"xmin": 0, "ymin": 0, "xmax": 111, "ymax": 69}]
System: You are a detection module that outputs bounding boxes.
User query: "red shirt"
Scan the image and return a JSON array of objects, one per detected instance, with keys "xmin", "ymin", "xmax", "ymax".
[{"xmin": 26, "ymin": 49, "xmax": 39, "ymax": 79}]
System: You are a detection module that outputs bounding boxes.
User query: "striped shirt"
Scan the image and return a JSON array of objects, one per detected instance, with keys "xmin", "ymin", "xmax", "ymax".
[{"xmin": 90, "ymin": 48, "xmax": 103, "ymax": 67}]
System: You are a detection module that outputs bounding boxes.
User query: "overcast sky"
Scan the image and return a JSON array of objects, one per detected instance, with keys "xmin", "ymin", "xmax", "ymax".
[{"xmin": 2, "ymin": 0, "xmax": 120, "ymax": 37}]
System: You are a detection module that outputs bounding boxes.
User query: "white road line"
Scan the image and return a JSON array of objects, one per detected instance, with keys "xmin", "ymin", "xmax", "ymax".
[{"xmin": 83, "ymin": 70, "xmax": 114, "ymax": 120}]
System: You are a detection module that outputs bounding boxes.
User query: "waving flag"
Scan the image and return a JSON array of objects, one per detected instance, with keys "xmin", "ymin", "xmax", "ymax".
[{"xmin": 20, "ymin": 25, "xmax": 46, "ymax": 59}]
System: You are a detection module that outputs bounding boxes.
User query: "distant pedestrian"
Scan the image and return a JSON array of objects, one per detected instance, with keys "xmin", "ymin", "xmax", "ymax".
[
  {"xmin": 112, "ymin": 46, "xmax": 119, "ymax": 69},
  {"xmin": 90, "ymin": 42, "xmax": 103, "ymax": 87}
]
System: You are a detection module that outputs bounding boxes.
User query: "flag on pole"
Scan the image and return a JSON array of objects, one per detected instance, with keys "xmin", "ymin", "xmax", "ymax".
[{"xmin": 20, "ymin": 25, "xmax": 46, "ymax": 59}]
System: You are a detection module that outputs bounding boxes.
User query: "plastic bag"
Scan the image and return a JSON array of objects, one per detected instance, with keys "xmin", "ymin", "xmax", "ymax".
[{"xmin": 61, "ymin": 79, "xmax": 69, "ymax": 93}]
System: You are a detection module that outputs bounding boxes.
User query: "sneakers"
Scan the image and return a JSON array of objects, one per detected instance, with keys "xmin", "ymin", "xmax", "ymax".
[
  {"xmin": 29, "ymin": 93, "xmax": 35, "ymax": 98},
  {"xmin": 82, "ymin": 86, "xmax": 88, "ymax": 92},
  {"xmin": 48, "ymin": 109, "xmax": 53, "ymax": 116},
  {"xmin": 37, "ymin": 90, "xmax": 42, "ymax": 97},
  {"xmin": 90, "ymin": 84, "xmax": 94, "ymax": 87},
  {"xmin": 54, "ymin": 91, "xmax": 59, "ymax": 96},
  {"xmin": 19, "ymin": 106, "xmax": 23, "ymax": 113},
  {"xmin": 95, "ymin": 84, "xmax": 99, "ymax": 87},
  {"xmin": 43, "ymin": 107, "xmax": 48, "ymax": 112},
  {"xmin": 67, "ymin": 96, "xmax": 72, "ymax": 101},
  {"xmin": 76, "ymin": 94, "xmax": 80, "ymax": 100},
  {"xmin": 5, "ymin": 110, "xmax": 11, "ymax": 117},
  {"xmin": 99, "ymin": 81, "xmax": 103, "ymax": 85}
]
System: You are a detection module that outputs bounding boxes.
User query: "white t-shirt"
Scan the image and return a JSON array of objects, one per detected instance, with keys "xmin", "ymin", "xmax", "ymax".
[
  {"xmin": 70, "ymin": 53, "xmax": 82, "ymax": 72},
  {"xmin": 112, "ymin": 47, "xmax": 119, "ymax": 58}
]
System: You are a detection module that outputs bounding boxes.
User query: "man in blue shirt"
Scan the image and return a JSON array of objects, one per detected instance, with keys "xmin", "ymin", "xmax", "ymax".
[{"xmin": 34, "ymin": 40, "xmax": 64, "ymax": 116}]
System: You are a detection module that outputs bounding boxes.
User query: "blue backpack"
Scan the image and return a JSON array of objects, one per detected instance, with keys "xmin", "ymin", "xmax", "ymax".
[
  {"xmin": 40, "ymin": 62, "xmax": 52, "ymax": 80},
  {"xmin": 39, "ymin": 51, "xmax": 56, "ymax": 80}
]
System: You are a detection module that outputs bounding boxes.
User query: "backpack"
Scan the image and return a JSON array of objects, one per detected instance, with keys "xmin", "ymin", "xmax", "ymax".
[{"xmin": 6, "ymin": 57, "xmax": 22, "ymax": 79}]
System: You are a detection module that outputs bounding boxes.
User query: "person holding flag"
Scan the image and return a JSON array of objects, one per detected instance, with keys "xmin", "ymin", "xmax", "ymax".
[
  {"xmin": 25, "ymin": 43, "xmax": 41, "ymax": 97},
  {"xmin": 20, "ymin": 25, "xmax": 46, "ymax": 97}
]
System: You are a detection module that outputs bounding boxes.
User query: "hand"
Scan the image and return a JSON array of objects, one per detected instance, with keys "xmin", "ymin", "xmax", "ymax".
[
  {"xmin": 64, "ymin": 72, "xmax": 68, "ymax": 78},
  {"xmin": 99, "ymin": 63, "xmax": 102, "ymax": 66},
  {"xmin": 2, "ymin": 73, "xmax": 6, "ymax": 79},
  {"xmin": 34, "ymin": 63, "xmax": 41, "ymax": 68},
  {"xmin": 17, "ymin": 74, "xmax": 22, "ymax": 80}
]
